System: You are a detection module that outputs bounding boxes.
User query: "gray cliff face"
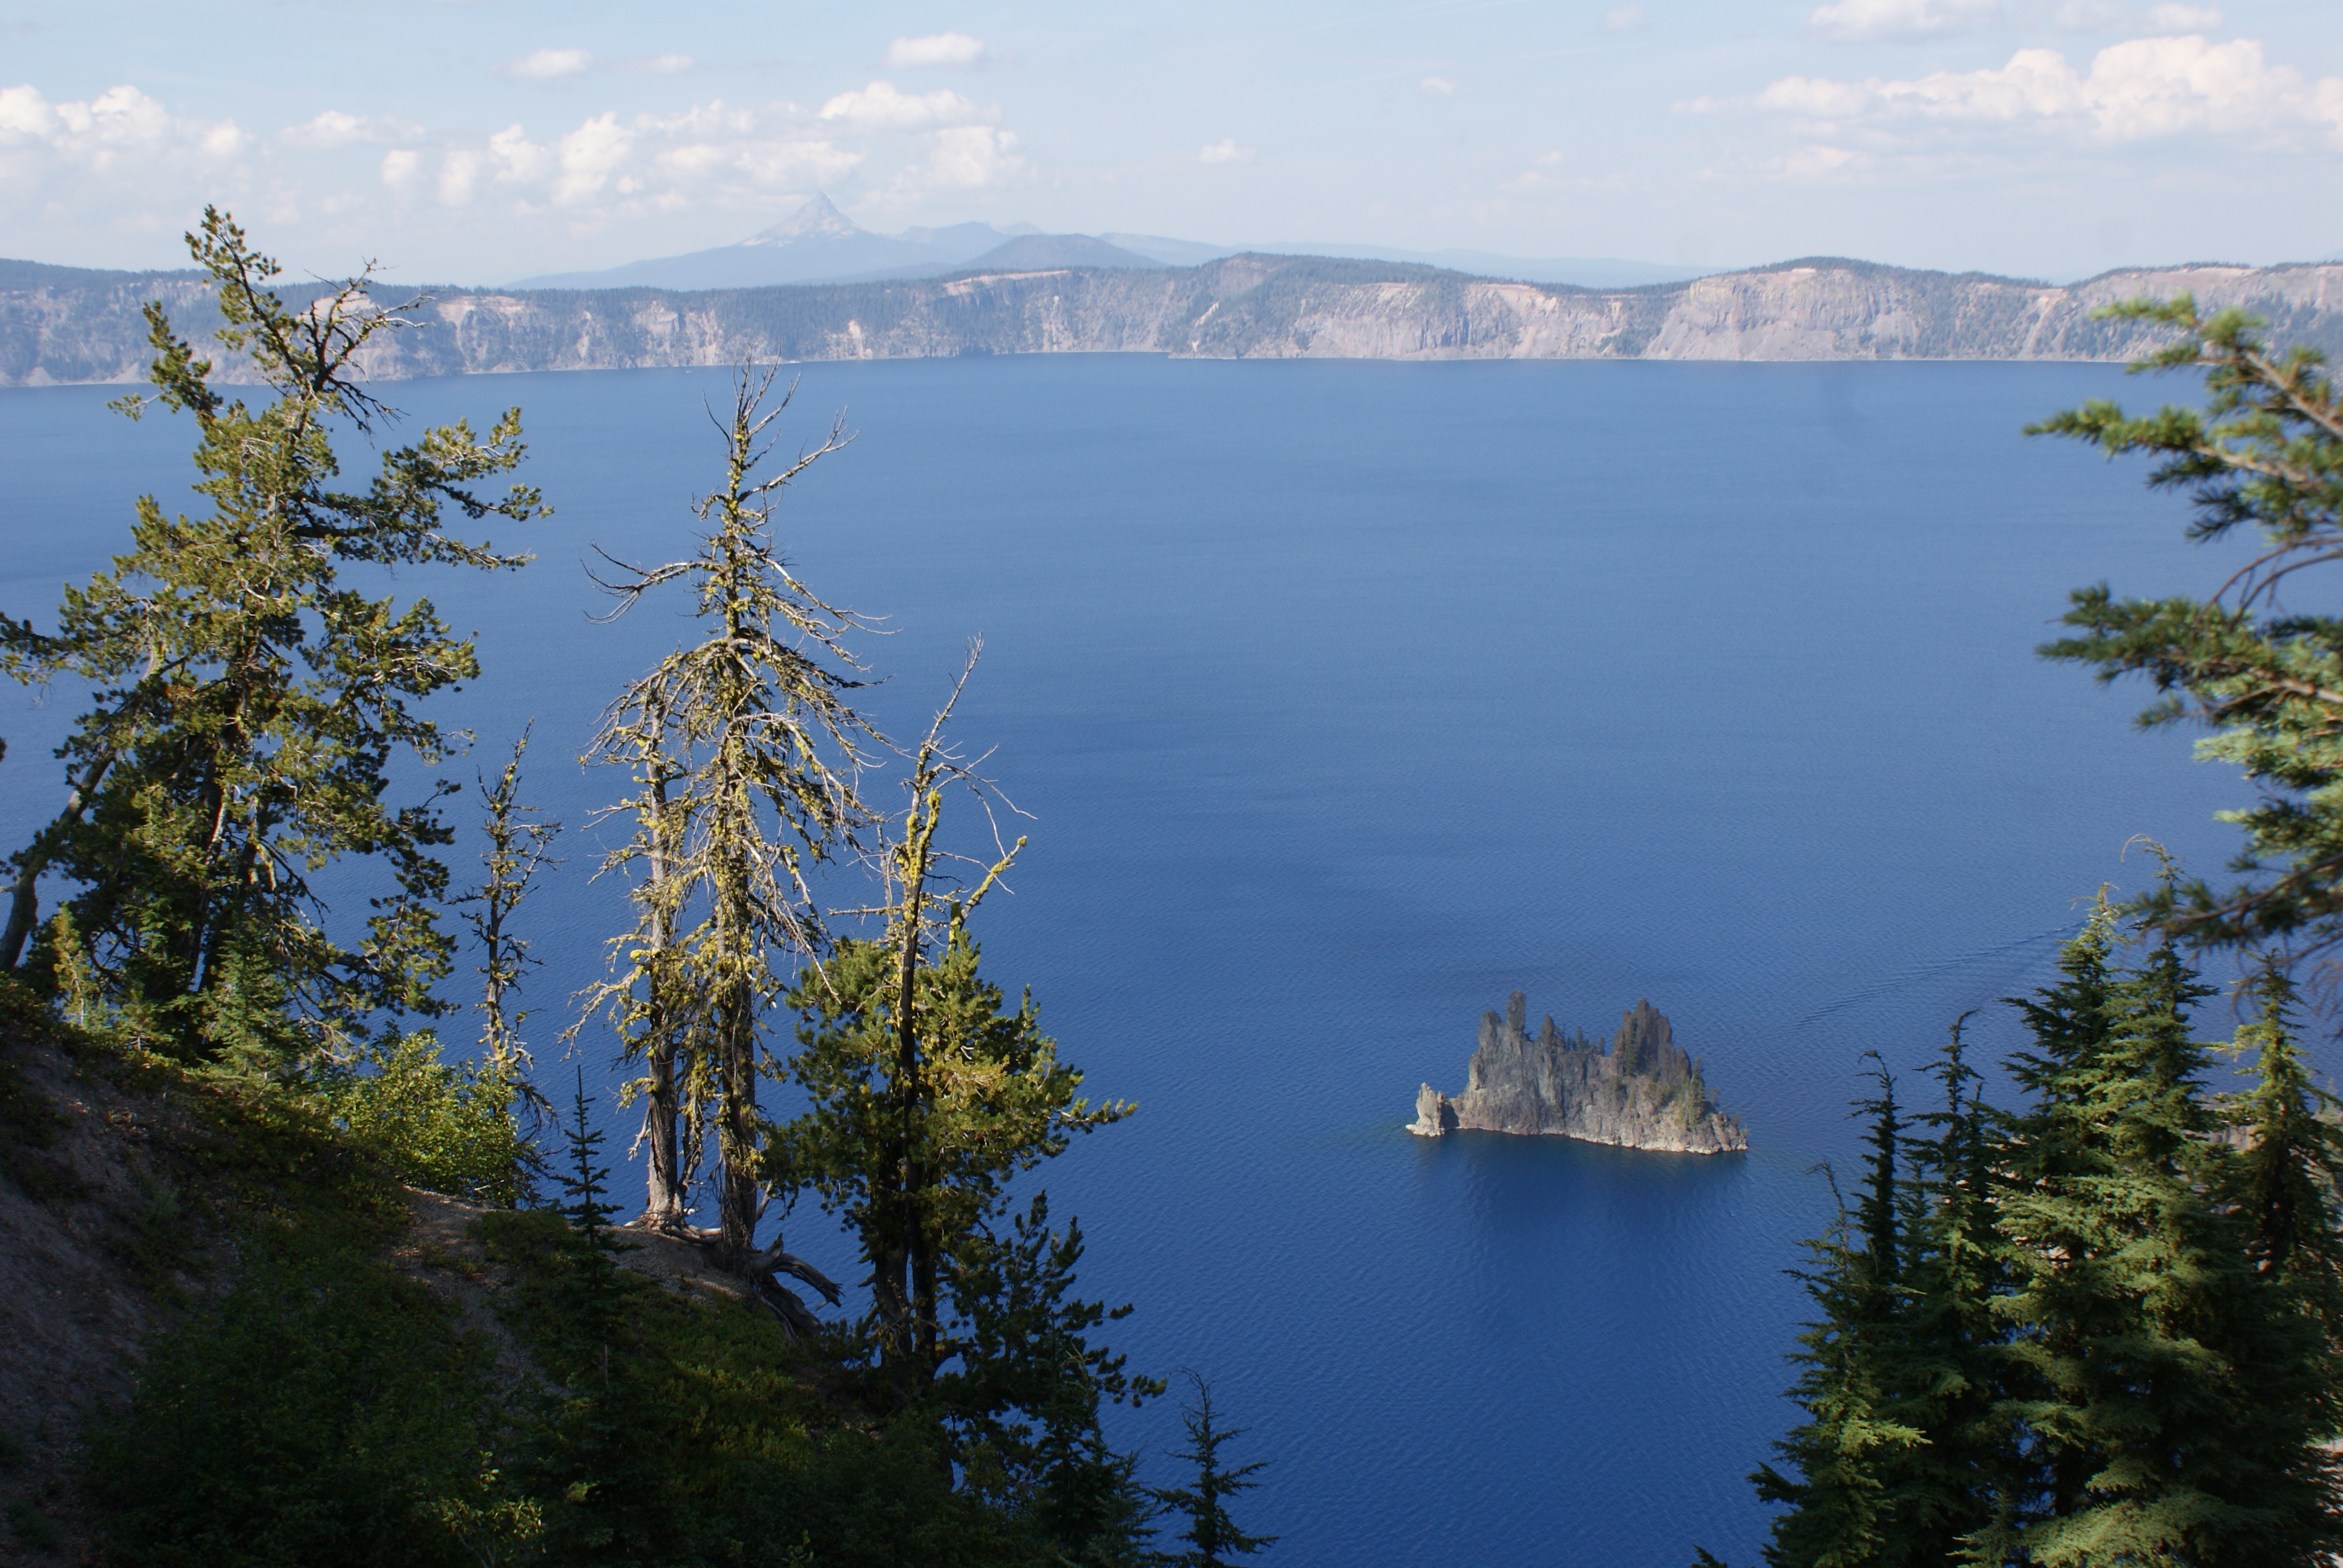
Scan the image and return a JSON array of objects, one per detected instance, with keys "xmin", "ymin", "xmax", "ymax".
[
  {"xmin": 1410, "ymin": 993, "xmax": 1746, "ymax": 1155},
  {"xmin": 9, "ymin": 253, "xmax": 2343, "ymax": 385}
]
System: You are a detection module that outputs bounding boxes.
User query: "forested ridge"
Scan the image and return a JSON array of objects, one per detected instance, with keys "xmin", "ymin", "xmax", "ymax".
[
  {"xmin": 8, "ymin": 249, "xmax": 2343, "ymax": 385},
  {"xmin": 9, "ymin": 207, "xmax": 2343, "ymax": 1566}
]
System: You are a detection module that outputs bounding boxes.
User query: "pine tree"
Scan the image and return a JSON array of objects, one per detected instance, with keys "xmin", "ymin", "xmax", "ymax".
[
  {"xmin": 940, "ymin": 1195, "xmax": 1162, "ymax": 1564},
  {"xmin": 557, "ymin": 1071, "xmax": 628, "ymax": 1359},
  {"xmin": 1982, "ymin": 897, "xmax": 2264, "ymax": 1564},
  {"xmin": 449, "ymin": 732, "xmax": 559, "ymax": 1204},
  {"xmin": 578, "ymin": 368, "xmax": 877, "ymax": 1261},
  {"xmin": 766, "ymin": 657, "xmax": 1129, "ymax": 1379},
  {"xmin": 2195, "ymin": 965, "xmax": 2343, "ymax": 1561},
  {"xmin": 2033, "ymin": 299, "xmax": 2343, "ymax": 958},
  {"xmin": 458, "ymin": 730, "xmax": 560, "ymax": 1104},
  {"xmin": 1889, "ymin": 1014, "xmax": 2011, "ymax": 1559},
  {"xmin": 765, "ymin": 662, "xmax": 1155, "ymax": 1546},
  {"xmin": 577, "ymin": 687, "xmax": 697, "ymax": 1232},
  {"xmin": 0, "ymin": 208, "xmax": 542, "ymax": 1068},
  {"xmin": 1151, "ymin": 1373, "xmax": 1275, "ymax": 1568},
  {"xmin": 1745, "ymin": 1060, "xmax": 1925, "ymax": 1568},
  {"xmin": 537, "ymin": 1073, "xmax": 669, "ymax": 1564}
]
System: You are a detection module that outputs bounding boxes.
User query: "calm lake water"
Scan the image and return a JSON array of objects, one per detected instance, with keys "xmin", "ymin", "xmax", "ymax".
[{"xmin": 0, "ymin": 355, "xmax": 2269, "ymax": 1565}]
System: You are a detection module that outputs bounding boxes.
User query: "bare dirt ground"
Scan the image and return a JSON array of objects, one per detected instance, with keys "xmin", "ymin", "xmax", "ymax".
[{"xmin": 0, "ymin": 1027, "xmax": 200, "ymax": 1564}]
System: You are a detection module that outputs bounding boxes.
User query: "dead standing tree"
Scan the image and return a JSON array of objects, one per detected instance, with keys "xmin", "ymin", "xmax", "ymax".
[
  {"xmin": 455, "ymin": 728, "xmax": 560, "ymax": 1121},
  {"xmin": 575, "ymin": 687, "xmax": 700, "ymax": 1231},
  {"xmin": 578, "ymin": 369, "xmax": 879, "ymax": 1279}
]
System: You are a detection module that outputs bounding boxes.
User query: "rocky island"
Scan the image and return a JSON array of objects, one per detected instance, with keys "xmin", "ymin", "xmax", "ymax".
[{"xmin": 1410, "ymin": 994, "xmax": 1747, "ymax": 1155}]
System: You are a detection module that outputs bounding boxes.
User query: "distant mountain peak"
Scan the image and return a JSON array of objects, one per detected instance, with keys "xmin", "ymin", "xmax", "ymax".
[{"xmin": 744, "ymin": 193, "xmax": 862, "ymax": 247}]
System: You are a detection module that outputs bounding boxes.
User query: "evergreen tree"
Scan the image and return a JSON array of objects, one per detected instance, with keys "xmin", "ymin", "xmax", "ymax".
[
  {"xmin": 1746, "ymin": 1060, "xmax": 1927, "ymax": 1568},
  {"xmin": 2032, "ymin": 298, "xmax": 2343, "ymax": 958},
  {"xmin": 457, "ymin": 731, "xmax": 560, "ymax": 1106},
  {"xmin": 448, "ymin": 731, "xmax": 559, "ymax": 1204},
  {"xmin": 1890, "ymin": 1015, "xmax": 2011, "ymax": 1558},
  {"xmin": 942, "ymin": 1195, "xmax": 1162, "ymax": 1565},
  {"xmin": 1982, "ymin": 897, "xmax": 2266, "ymax": 1564},
  {"xmin": 1150, "ymin": 1373, "xmax": 1274, "ymax": 1568},
  {"xmin": 579, "ymin": 685, "xmax": 697, "ymax": 1231},
  {"xmin": 2196, "ymin": 965, "xmax": 2343, "ymax": 1561},
  {"xmin": 765, "ymin": 661, "xmax": 1155, "ymax": 1555},
  {"xmin": 0, "ymin": 207, "xmax": 542, "ymax": 1068},
  {"xmin": 532, "ymin": 1074, "xmax": 669, "ymax": 1563},
  {"xmin": 557, "ymin": 1071, "xmax": 628, "ymax": 1356},
  {"xmin": 765, "ymin": 659, "xmax": 1129, "ymax": 1379},
  {"xmin": 578, "ymin": 368, "xmax": 877, "ymax": 1259}
]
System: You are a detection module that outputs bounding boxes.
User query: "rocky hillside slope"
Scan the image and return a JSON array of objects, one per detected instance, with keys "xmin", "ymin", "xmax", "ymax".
[
  {"xmin": 0, "ymin": 999, "xmax": 798, "ymax": 1560},
  {"xmin": 1412, "ymin": 994, "xmax": 1746, "ymax": 1155},
  {"xmin": 6, "ymin": 252, "xmax": 2340, "ymax": 386}
]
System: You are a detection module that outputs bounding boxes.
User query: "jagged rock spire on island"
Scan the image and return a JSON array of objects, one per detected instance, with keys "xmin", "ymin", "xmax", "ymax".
[{"xmin": 1410, "ymin": 993, "xmax": 1746, "ymax": 1154}]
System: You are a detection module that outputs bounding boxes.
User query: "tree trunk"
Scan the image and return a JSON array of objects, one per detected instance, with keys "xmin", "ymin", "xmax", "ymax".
[
  {"xmin": 637, "ymin": 762, "xmax": 688, "ymax": 1229},
  {"xmin": 712, "ymin": 962, "xmax": 761, "ymax": 1266},
  {"xmin": 640, "ymin": 1032, "xmax": 687, "ymax": 1229},
  {"xmin": 2, "ymin": 754, "xmax": 114, "ymax": 969}
]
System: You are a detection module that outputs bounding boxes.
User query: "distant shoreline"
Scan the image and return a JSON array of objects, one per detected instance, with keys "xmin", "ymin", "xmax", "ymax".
[{"xmin": 7, "ymin": 252, "xmax": 2340, "ymax": 387}]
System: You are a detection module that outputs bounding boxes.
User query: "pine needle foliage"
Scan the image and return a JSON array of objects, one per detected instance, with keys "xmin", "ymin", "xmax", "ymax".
[
  {"xmin": 765, "ymin": 658, "xmax": 1130, "ymax": 1380},
  {"xmin": 1726, "ymin": 900, "xmax": 2343, "ymax": 1568},
  {"xmin": 1982, "ymin": 896, "xmax": 2261, "ymax": 1564},
  {"xmin": 1887, "ymin": 1017, "xmax": 2012, "ymax": 1555},
  {"xmin": 1746, "ymin": 1063, "xmax": 1929, "ymax": 1568},
  {"xmin": 1150, "ymin": 1373, "xmax": 1275, "ymax": 1568},
  {"xmin": 456, "ymin": 730, "xmax": 559, "ymax": 1111},
  {"xmin": 557, "ymin": 1072, "xmax": 630, "ymax": 1356},
  {"xmin": 0, "ymin": 207, "xmax": 543, "ymax": 1070},
  {"xmin": 2032, "ymin": 297, "xmax": 2343, "ymax": 958}
]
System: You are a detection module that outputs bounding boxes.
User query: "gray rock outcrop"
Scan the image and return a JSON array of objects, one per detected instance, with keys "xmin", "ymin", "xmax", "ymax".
[{"xmin": 1409, "ymin": 993, "xmax": 1746, "ymax": 1154}]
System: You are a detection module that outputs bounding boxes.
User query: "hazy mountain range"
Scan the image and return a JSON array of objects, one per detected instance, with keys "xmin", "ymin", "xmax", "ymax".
[{"xmin": 509, "ymin": 194, "xmax": 1715, "ymax": 292}]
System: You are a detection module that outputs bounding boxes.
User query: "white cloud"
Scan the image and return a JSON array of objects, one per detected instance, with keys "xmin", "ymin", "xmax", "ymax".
[
  {"xmin": 818, "ymin": 80, "xmax": 988, "ymax": 132},
  {"xmin": 1498, "ymin": 149, "xmax": 1569, "ymax": 192},
  {"xmin": 2045, "ymin": 0, "xmax": 2221, "ymax": 31},
  {"xmin": 552, "ymin": 111, "xmax": 632, "ymax": 203},
  {"xmin": 286, "ymin": 109, "xmax": 367, "ymax": 148},
  {"xmin": 436, "ymin": 148, "xmax": 483, "ymax": 205},
  {"xmin": 505, "ymin": 48, "xmax": 592, "ymax": 80},
  {"xmin": 416, "ymin": 100, "xmax": 879, "ymax": 216},
  {"xmin": 1783, "ymin": 143, "xmax": 1862, "ymax": 177},
  {"xmin": 1719, "ymin": 35, "xmax": 2343, "ymax": 146},
  {"xmin": 1604, "ymin": 4, "xmax": 1647, "ymax": 29},
  {"xmin": 0, "ymin": 76, "xmax": 1028, "ymax": 268},
  {"xmin": 1199, "ymin": 137, "xmax": 1254, "ymax": 163},
  {"xmin": 487, "ymin": 123, "xmax": 553, "ymax": 184},
  {"xmin": 281, "ymin": 109, "xmax": 424, "ymax": 149},
  {"xmin": 726, "ymin": 137, "xmax": 860, "ymax": 187},
  {"xmin": 884, "ymin": 33, "xmax": 986, "ymax": 68},
  {"xmin": 639, "ymin": 54, "xmax": 694, "ymax": 74},
  {"xmin": 922, "ymin": 126, "xmax": 1022, "ymax": 188},
  {"xmin": 1421, "ymin": 76, "xmax": 1460, "ymax": 96},
  {"xmin": 1807, "ymin": 0, "xmax": 2003, "ymax": 42},
  {"xmin": 0, "ymin": 83, "xmax": 244, "ymax": 170}
]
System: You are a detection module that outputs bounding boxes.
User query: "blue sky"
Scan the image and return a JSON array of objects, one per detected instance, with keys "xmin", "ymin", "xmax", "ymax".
[{"xmin": 3, "ymin": 0, "xmax": 2339, "ymax": 282}]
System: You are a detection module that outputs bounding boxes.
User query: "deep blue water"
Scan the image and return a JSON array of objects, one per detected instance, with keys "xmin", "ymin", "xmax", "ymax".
[{"xmin": 0, "ymin": 356, "xmax": 2273, "ymax": 1565}]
